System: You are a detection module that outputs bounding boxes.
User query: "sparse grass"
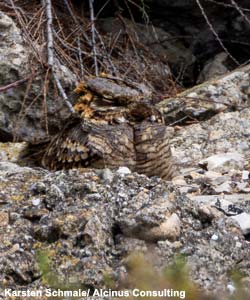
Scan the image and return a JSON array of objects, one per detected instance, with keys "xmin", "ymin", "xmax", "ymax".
[{"xmin": 35, "ymin": 250, "xmax": 250, "ymax": 300}]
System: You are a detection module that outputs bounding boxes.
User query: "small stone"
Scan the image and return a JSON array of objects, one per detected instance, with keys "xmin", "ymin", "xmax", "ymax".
[
  {"xmin": 146, "ymin": 213, "xmax": 181, "ymax": 242},
  {"xmin": 235, "ymin": 241, "xmax": 242, "ymax": 248},
  {"xmin": 32, "ymin": 198, "xmax": 41, "ymax": 206},
  {"xmin": 179, "ymin": 186, "xmax": 192, "ymax": 194},
  {"xmin": 85, "ymin": 193, "xmax": 102, "ymax": 201},
  {"xmin": 199, "ymin": 153, "xmax": 244, "ymax": 172},
  {"xmin": 236, "ymin": 182, "xmax": 250, "ymax": 193},
  {"xmin": 117, "ymin": 166, "xmax": 131, "ymax": 175},
  {"xmin": 100, "ymin": 168, "xmax": 114, "ymax": 183},
  {"xmin": 242, "ymin": 170, "xmax": 250, "ymax": 180},
  {"xmin": 207, "ymin": 85, "xmax": 218, "ymax": 96},
  {"xmin": 187, "ymin": 92, "xmax": 198, "ymax": 98},
  {"xmin": 231, "ymin": 213, "xmax": 250, "ymax": 235},
  {"xmin": 198, "ymin": 204, "xmax": 222, "ymax": 220},
  {"xmin": 204, "ymin": 171, "xmax": 222, "ymax": 180},
  {"xmin": 227, "ymin": 283, "xmax": 236, "ymax": 295},
  {"xmin": 0, "ymin": 211, "xmax": 9, "ymax": 227},
  {"xmin": 172, "ymin": 176, "xmax": 187, "ymax": 185},
  {"xmin": 214, "ymin": 181, "xmax": 232, "ymax": 193},
  {"xmin": 211, "ymin": 234, "xmax": 219, "ymax": 241},
  {"xmin": 190, "ymin": 172, "xmax": 204, "ymax": 179}
]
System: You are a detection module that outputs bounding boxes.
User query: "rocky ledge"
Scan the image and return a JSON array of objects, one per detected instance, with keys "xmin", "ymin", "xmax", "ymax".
[{"xmin": 0, "ymin": 162, "xmax": 250, "ymax": 299}]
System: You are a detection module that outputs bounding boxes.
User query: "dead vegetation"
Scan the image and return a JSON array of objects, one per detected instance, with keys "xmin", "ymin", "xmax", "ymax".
[
  {"xmin": 0, "ymin": 0, "xmax": 178, "ymax": 103},
  {"xmin": 0, "ymin": 0, "xmax": 249, "ymax": 141}
]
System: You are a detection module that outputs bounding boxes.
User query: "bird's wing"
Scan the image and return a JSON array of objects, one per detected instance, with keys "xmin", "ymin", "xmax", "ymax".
[{"xmin": 42, "ymin": 119, "xmax": 136, "ymax": 171}]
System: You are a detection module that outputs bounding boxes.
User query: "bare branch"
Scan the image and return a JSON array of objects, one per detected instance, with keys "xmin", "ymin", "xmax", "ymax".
[
  {"xmin": 77, "ymin": 37, "xmax": 84, "ymax": 78},
  {"xmin": 63, "ymin": 0, "xmax": 92, "ymax": 46},
  {"xmin": 195, "ymin": 0, "xmax": 239, "ymax": 65},
  {"xmin": 0, "ymin": 77, "xmax": 30, "ymax": 93},
  {"xmin": 94, "ymin": 28, "xmax": 118, "ymax": 74},
  {"xmin": 205, "ymin": 0, "xmax": 250, "ymax": 12},
  {"xmin": 43, "ymin": 0, "xmax": 74, "ymax": 113},
  {"xmin": 53, "ymin": 73, "xmax": 74, "ymax": 113},
  {"xmin": 44, "ymin": 0, "xmax": 54, "ymax": 67},
  {"xmin": 89, "ymin": 0, "xmax": 99, "ymax": 76}
]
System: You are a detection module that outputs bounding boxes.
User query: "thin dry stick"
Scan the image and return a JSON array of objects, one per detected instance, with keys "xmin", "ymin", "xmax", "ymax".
[
  {"xmin": 89, "ymin": 0, "xmax": 99, "ymax": 75},
  {"xmin": 77, "ymin": 37, "xmax": 84, "ymax": 78},
  {"xmin": 42, "ymin": 68, "xmax": 50, "ymax": 135},
  {"xmin": 195, "ymin": 0, "xmax": 239, "ymax": 65},
  {"xmin": 44, "ymin": 0, "xmax": 54, "ymax": 67},
  {"xmin": 63, "ymin": 0, "xmax": 92, "ymax": 46},
  {"xmin": 8, "ymin": 0, "xmax": 43, "ymax": 64},
  {"xmin": 0, "ymin": 77, "xmax": 30, "ymax": 92},
  {"xmin": 53, "ymin": 29, "xmax": 89, "ymax": 56},
  {"xmin": 43, "ymin": 0, "xmax": 74, "ymax": 113},
  {"xmin": 94, "ymin": 28, "xmax": 118, "ymax": 74},
  {"xmin": 205, "ymin": 0, "xmax": 250, "ymax": 12}
]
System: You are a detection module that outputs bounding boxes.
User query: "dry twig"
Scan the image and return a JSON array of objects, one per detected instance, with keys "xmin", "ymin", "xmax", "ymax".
[
  {"xmin": 89, "ymin": 0, "xmax": 99, "ymax": 76},
  {"xmin": 195, "ymin": 0, "xmax": 239, "ymax": 65},
  {"xmin": 42, "ymin": 0, "xmax": 74, "ymax": 113}
]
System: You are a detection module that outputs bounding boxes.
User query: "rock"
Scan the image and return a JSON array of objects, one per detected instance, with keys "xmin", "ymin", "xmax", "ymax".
[
  {"xmin": 231, "ymin": 213, "xmax": 250, "ymax": 235},
  {"xmin": 99, "ymin": 168, "xmax": 114, "ymax": 184},
  {"xmin": 158, "ymin": 65, "xmax": 250, "ymax": 123},
  {"xmin": 117, "ymin": 166, "xmax": 131, "ymax": 175},
  {"xmin": 31, "ymin": 198, "xmax": 41, "ymax": 206},
  {"xmin": 197, "ymin": 52, "xmax": 229, "ymax": 83},
  {"xmin": 0, "ymin": 155, "xmax": 250, "ymax": 296},
  {"xmin": 0, "ymin": 12, "xmax": 75, "ymax": 142},
  {"xmin": 236, "ymin": 182, "xmax": 250, "ymax": 193},
  {"xmin": 204, "ymin": 171, "xmax": 229, "ymax": 184},
  {"xmin": 199, "ymin": 153, "xmax": 244, "ymax": 172},
  {"xmin": 197, "ymin": 204, "xmax": 223, "ymax": 221},
  {"xmin": 146, "ymin": 213, "xmax": 181, "ymax": 241},
  {"xmin": 171, "ymin": 176, "xmax": 187, "ymax": 186},
  {"xmin": 0, "ymin": 211, "xmax": 9, "ymax": 227},
  {"xmin": 0, "ymin": 161, "xmax": 34, "ymax": 175},
  {"xmin": 0, "ymin": 11, "xmax": 28, "ymax": 83},
  {"xmin": 0, "ymin": 142, "xmax": 26, "ymax": 162},
  {"xmin": 213, "ymin": 182, "xmax": 232, "ymax": 194},
  {"xmin": 211, "ymin": 234, "xmax": 219, "ymax": 241},
  {"xmin": 242, "ymin": 170, "xmax": 250, "ymax": 180},
  {"xmin": 171, "ymin": 108, "xmax": 250, "ymax": 169}
]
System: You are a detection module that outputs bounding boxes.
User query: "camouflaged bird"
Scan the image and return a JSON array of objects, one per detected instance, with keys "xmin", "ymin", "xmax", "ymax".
[{"xmin": 39, "ymin": 76, "xmax": 175, "ymax": 180}]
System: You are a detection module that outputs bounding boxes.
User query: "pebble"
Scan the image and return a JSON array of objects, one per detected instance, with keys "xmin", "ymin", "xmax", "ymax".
[
  {"xmin": 214, "ymin": 181, "xmax": 232, "ymax": 193},
  {"xmin": 227, "ymin": 283, "xmax": 236, "ymax": 295},
  {"xmin": 211, "ymin": 234, "xmax": 219, "ymax": 241},
  {"xmin": 242, "ymin": 170, "xmax": 250, "ymax": 180},
  {"xmin": 199, "ymin": 153, "xmax": 244, "ymax": 172},
  {"xmin": 100, "ymin": 168, "xmax": 114, "ymax": 183},
  {"xmin": 0, "ymin": 211, "xmax": 9, "ymax": 227},
  {"xmin": 231, "ymin": 212, "xmax": 250, "ymax": 235},
  {"xmin": 117, "ymin": 166, "xmax": 131, "ymax": 175},
  {"xmin": 146, "ymin": 213, "xmax": 181, "ymax": 242},
  {"xmin": 32, "ymin": 198, "xmax": 41, "ymax": 206}
]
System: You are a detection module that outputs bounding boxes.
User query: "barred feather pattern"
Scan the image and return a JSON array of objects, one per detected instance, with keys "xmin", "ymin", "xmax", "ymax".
[{"xmin": 41, "ymin": 107, "xmax": 175, "ymax": 180}]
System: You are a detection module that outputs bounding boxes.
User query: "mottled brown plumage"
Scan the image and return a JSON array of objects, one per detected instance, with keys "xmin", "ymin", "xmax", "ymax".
[{"xmin": 40, "ymin": 77, "xmax": 175, "ymax": 180}]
